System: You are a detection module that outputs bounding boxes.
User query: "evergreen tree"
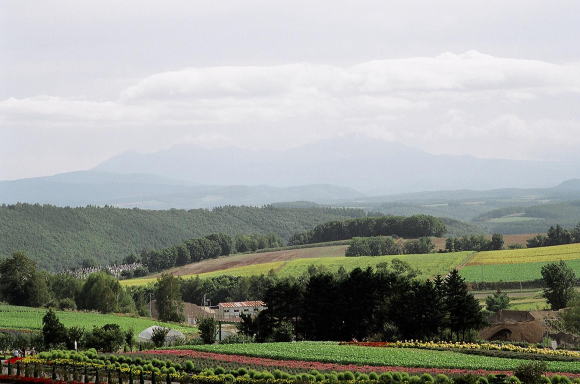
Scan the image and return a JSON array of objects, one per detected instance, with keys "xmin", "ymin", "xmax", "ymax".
[
  {"xmin": 42, "ymin": 309, "xmax": 67, "ymax": 348},
  {"xmin": 486, "ymin": 289, "xmax": 510, "ymax": 312}
]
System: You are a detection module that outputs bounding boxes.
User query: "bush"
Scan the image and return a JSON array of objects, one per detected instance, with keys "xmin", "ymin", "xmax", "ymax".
[
  {"xmin": 150, "ymin": 326, "xmax": 170, "ymax": 348},
  {"xmin": 514, "ymin": 361, "xmax": 548, "ymax": 384},
  {"xmin": 198, "ymin": 318, "xmax": 218, "ymax": 344},
  {"xmin": 434, "ymin": 374, "xmax": 451, "ymax": 384},
  {"xmin": 454, "ymin": 375, "xmax": 480, "ymax": 384},
  {"xmin": 220, "ymin": 334, "xmax": 255, "ymax": 344}
]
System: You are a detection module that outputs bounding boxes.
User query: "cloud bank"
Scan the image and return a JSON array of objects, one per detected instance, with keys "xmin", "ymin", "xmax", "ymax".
[{"xmin": 2, "ymin": 51, "xmax": 580, "ymax": 179}]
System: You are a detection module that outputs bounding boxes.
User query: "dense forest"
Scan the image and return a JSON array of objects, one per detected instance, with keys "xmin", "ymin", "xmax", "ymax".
[
  {"xmin": 289, "ymin": 215, "xmax": 446, "ymax": 245},
  {"xmin": 0, "ymin": 204, "xmax": 365, "ymax": 271}
]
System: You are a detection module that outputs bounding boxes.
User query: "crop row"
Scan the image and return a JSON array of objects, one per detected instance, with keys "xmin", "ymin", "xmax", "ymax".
[{"xmin": 181, "ymin": 342, "xmax": 580, "ymax": 373}]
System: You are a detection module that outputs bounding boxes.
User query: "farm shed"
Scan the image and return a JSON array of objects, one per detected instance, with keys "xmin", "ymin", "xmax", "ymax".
[
  {"xmin": 479, "ymin": 310, "xmax": 554, "ymax": 343},
  {"xmin": 217, "ymin": 301, "xmax": 266, "ymax": 320}
]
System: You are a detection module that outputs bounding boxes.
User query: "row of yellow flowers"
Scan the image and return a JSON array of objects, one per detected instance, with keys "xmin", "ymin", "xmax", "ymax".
[
  {"xmin": 18, "ymin": 357, "xmax": 182, "ymax": 379},
  {"xmin": 388, "ymin": 341, "xmax": 580, "ymax": 358}
]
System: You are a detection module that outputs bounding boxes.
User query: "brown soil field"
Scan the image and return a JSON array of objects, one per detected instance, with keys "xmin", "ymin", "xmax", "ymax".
[{"xmin": 155, "ymin": 245, "xmax": 348, "ymax": 277}]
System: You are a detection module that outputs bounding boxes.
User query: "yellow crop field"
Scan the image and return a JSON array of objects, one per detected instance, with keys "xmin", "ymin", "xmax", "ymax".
[{"xmin": 466, "ymin": 243, "xmax": 580, "ymax": 266}]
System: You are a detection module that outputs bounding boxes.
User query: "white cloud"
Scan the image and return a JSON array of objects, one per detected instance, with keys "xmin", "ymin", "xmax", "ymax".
[{"xmin": 2, "ymin": 51, "xmax": 580, "ymax": 178}]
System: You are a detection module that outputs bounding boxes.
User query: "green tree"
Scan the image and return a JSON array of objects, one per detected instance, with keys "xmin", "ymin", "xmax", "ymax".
[
  {"xmin": 155, "ymin": 274, "xmax": 184, "ymax": 322},
  {"xmin": 150, "ymin": 326, "xmax": 170, "ymax": 348},
  {"xmin": 77, "ymin": 272, "xmax": 130, "ymax": 313},
  {"xmin": 561, "ymin": 295, "xmax": 580, "ymax": 334},
  {"xmin": 0, "ymin": 252, "xmax": 49, "ymax": 307},
  {"xmin": 42, "ymin": 309, "xmax": 67, "ymax": 348},
  {"xmin": 490, "ymin": 234, "xmax": 504, "ymax": 250},
  {"xmin": 444, "ymin": 269, "xmax": 484, "ymax": 340},
  {"xmin": 486, "ymin": 289, "xmax": 510, "ymax": 312},
  {"xmin": 541, "ymin": 261, "xmax": 577, "ymax": 310},
  {"xmin": 198, "ymin": 318, "xmax": 218, "ymax": 344},
  {"xmin": 84, "ymin": 324, "xmax": 125, "ymax": 352}
]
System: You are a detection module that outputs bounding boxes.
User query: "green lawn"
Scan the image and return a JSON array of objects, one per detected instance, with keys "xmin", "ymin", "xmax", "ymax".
[
  {"xmin": 182, "ymin": 342, "xmax": 580, "ymax": 373},
  {"xmin": 460, "ymin": 259, "xmax": 580, "ymax": 282},
  {"xmin": 0, "ymin": 304, "xmax": 196, "ymax": 336}
]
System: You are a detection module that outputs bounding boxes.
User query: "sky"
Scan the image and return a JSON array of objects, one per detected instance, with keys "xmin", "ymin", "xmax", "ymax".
[{"xmin": 1, "ymin": 0, "xmax": 580, "ymax": 180}]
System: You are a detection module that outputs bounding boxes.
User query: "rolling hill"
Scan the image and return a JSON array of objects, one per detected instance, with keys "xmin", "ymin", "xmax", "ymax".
[{"xmin": 0, "ymin": 204, "xmax": 366, "ymax": 271}]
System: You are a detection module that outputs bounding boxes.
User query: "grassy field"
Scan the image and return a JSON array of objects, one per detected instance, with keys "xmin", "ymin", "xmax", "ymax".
[
  {"xmin": 184, "ymin": 342, "xmax": 580, "ymax": 373},
  {"xmin": 0, "ymin": 304, "xmax": 196, "ymax": 336},
  {"xmin": 460, "ymin": 259, "xmax": 580, "ymax": 282},
  {"xmin": 467, "ymin": 243, "xmax": 580, "ymax": 265},
  {"xmin": 122, "ymin": 251, "xmax": 472, "ymax": 286}
]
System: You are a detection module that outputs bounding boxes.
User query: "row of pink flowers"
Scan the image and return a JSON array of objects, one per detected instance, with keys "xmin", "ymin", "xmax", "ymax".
[{"xmin": 142, "ymin": 350, "xmax": 580, "ymax": 378}]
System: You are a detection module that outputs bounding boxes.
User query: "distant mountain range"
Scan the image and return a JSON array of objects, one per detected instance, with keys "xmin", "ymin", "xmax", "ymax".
[
  {"xmin": 95, "ymin": 136, "xmax": 580, "ymax": 194},
  {"xmin": 0, "ymin": 171, "xmax": 363, "ymax": 209},
  {"xmin": 2, "ymin": 137, "xmax": 580, "ymax": 210}
]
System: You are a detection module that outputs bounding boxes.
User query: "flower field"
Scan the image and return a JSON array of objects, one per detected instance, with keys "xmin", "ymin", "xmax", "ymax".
[
  {"xmin": 0, "ymin": 304, "xmax": 196, "ymax": 336},
  {"xmin": 177, "ymin": 342, "xmax": 580, "ymax": 373},
  {"xmin": 341, "ymin": 341, "xmax": 580, "ymax": 358}
]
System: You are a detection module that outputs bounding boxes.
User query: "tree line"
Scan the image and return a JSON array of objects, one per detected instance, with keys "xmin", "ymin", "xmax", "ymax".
[
  {"xmin": 0, "ymin": 252, "xmax": 137, "ymax": 314},
  {"xmin": 130, "ymin": 232, "xmax": 283, "ymax": 274},
  {"xmin": 527, "ymin": 224, "xmax": 580, "ymax": 248},
  {"xmin": 345, "ymin": 236, "xmax": 434, "ymax": 256},
  {"xmin": 288, "ymin": 215, "xmax": 446, "ymax": 245},
  {"xmin": 445, "ymin": 234, "xmax": 504, "ymax": 252},
  {"xmin": 238, "ymin": 266, "xmax": 484, "ymax": 342}
]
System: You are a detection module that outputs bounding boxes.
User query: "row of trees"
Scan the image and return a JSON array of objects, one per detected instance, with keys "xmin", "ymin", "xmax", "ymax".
[
  {"xmin": 445, "ymin": 234, "xmax": 504, "ymax": 252},
  {"xmin": 132, "ymin": 233, "xmax": 284, "ymax": 274},
  {"xmin": 346, "ymin": 236, "xmax": 434, "ymax": 256},
  {"xmin": 1, "ymin": 252, "xmax": 152, "ymax": 315},
  {"xmin": 289, "ymin": 215, "xmax": 446, "ymax": 245},
  {"xmin": 527, "ymin": 224, "xmax": 580, "ymax": 248},
  {"xmin": 239, "ymin": 267, "xmax": 484, "ymax": 342}
]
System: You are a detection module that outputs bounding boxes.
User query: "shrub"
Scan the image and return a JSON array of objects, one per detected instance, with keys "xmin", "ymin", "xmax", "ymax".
[
  {"xmin": 434, "ymin": 374, "xmax": 451, "ymax": 384},
  {"xmin": 514, "ymin": 361, "xmax": 548, "ymax": 384},
  {"xmin": 507, "ymin": 377, "xmax": 521, "ymax": 384},
  {"xmin": 380, "ymin": 373, "xmax": 394, "ymax": 384},
  {"xmin": 421, "ymin": 374, "xmax": 434, "ymax": 384},
  {"xmin": 198, "ymin": 318, "xmax": 218, "ymax": 344},
  {"xmin": 454, "ymin": 375, "xmax": 480, "ymax": 384}
]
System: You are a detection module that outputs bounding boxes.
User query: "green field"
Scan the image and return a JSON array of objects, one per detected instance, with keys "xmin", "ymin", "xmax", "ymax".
[
  {"xmin": 460, "ymin": 259, "xmax": 580, "ymax": 282},
  {"xmin": 122, "ymin": 252, "xmax": 472, "ymax": 286},
  {"xmin": 0, "ymin": 304, "xmax": 196, "ymax": 336},
  {"xmin": 183, "ymin": 342, "xmax": 580, "ymax": 373}
]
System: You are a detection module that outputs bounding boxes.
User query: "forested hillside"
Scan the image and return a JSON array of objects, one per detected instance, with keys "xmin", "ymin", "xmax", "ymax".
[{"xmin": 0, "ymin": 204, "xmax": 365, "ymax": 271}]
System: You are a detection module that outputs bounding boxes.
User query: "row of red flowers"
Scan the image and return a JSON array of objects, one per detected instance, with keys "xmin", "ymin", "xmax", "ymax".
[
  {"xmin": 142, "ymin": 350, "xmax": 580, "ymax": 378},
  {"xmin": 0, "ymin": 375, "xmax": 87, "ymax": 384}
]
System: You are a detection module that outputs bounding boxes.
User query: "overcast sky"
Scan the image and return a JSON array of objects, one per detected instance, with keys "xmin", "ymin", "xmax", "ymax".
[{"xmin": 1, "ymin": 0, "xmax": 580, "ymax": 180}]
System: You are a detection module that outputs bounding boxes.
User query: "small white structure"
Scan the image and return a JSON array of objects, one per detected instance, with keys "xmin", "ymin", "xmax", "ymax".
[
  {"xmin": 138, "ymin": 326, "xmax": 185, "ymax": 344},
  {"xmin": 217, "ymin": 301, "xmax": 266, "ymax": 320}
]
